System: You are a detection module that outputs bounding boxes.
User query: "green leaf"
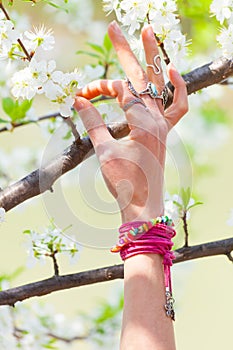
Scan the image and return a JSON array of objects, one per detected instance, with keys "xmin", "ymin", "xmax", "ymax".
[
  {"xmin": 181, "ymin": 187, "xmax": 191, "ymax": 209},
  {"xmin": 87, "ymin": 42, "xmax": 105, "ymax": 55},
  {"xmin": 172, "ymin": 200, "xmax": 183, "ymax": 209},
  {"xmin": 2, "ymin": 97, "xmax": 33, "ymax": 122},
  {"xmin": 2, "ymin": 97, "xmax": 15, "ymax": 118},
  {"xmin": 62, "ymin": 129, "xmax": 72, "ymax": 140},
  {"xmin": 23, "ymin": 229, "xmax": 32, "ymax": 235},
  {"xmin": 0, "ymin": 117, "xmax": 9, "ymax": 123},
  {"xmin": 103, "ymin": 33, "xmax": 113, "ymax": 53},
  {"xmin": 76, "ymin": 50, "xmax": 103, "ymax": 60},
  {"xmin": 42, "ymin": 0, "xmax": 68, "ymax": 12},
  {"xmin": 187, "ymin": 201, "xmax": 203, "ymax": 210}
]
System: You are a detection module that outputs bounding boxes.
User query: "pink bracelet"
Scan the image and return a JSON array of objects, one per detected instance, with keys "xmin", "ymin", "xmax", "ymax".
[{"xmin": 111, "ymin": 217, "xmax": 176, "ymax": 320}]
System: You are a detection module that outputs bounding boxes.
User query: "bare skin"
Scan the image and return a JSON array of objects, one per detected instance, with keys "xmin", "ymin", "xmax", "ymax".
[{"xmin": 74, "ymin": 21, "xmax": 188, "ymax": 350}]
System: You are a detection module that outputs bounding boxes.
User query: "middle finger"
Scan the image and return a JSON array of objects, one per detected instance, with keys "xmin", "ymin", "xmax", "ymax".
[{"xmin": 108, "ymin": 21, "xmax": 160, "ymax": 111}]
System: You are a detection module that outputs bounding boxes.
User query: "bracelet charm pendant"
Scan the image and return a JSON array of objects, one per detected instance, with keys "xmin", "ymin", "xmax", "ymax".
[{"xmin": 165, "ymin": 288, "xmax": 175, "ymax": 321}]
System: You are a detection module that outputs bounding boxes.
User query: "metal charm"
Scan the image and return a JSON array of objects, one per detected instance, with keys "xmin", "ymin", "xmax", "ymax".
[{"xmin": 164, "ymin": 288, "xmax": 175, "ymax": 321}]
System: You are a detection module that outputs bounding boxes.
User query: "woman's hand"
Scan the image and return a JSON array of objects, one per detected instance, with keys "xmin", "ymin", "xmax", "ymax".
[{"xmin": 74, "ymin": 21, "xmax": 188, "ymax": 223}]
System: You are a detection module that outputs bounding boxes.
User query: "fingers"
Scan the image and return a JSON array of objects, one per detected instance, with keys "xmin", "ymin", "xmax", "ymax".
[
  {"xmin": 108, "ymin": 21, "xmax": 147, "ymax": 92},
  {"xmin": 141, "ymin": 26, "xmax": 165, "ymax": 93},
  {"xmin": 77, "ymin": 79, "xmax": 158, "ymax": 133},
  {"xmin": 164, "ymin": 63, "xmax": 188, "ymax": 128},
  {"xmin": 77, "ymin": 79, "xmax": 120, "ymax": 100},
  {"xmin": 74, "ymin": 97, "xmax": 113, "ymax": 148}
]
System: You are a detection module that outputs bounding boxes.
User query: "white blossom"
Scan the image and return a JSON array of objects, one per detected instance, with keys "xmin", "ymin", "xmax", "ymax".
[
  {"xmin": 24, "ymin": 224, "xmax": 79, "ymax": 267},
  {"xmin": 217, "ymin": 24, "xmax": 233, "ymax": 58},
  {"xmin": 0, "ymin": 207, "xmax": 5, "ymax": 222},
  {"xmin": 0, "ymin": 18, "xmax": 18, "ymax": 49},
  {"xmin": 11, "ymin": 67, "xmax": 36, "ymax": 99},
  {"xmin": 45, "ymin": 0, "xmax": 95, "ymax": 33},
  {"xmin": 103, "ymin": 0, "xmax": 122, "ymax": 20},
  {"xmin": 227, "ymin": 208, "xmax": 233, "ymax": 226},
  {"xmin": 210, "ymin": 0, "xmax": 233, "ymax": 24},
  {"xmin": 103, "ymin": 0, "xmax": 189, "ymax": 66},
  {"xmin": 24, "ymin": 25, "xmax": 55, "ymax": 52},
  {"xmin": 81, "ymin": 64, "xmax": 105, "ymax": 84}
]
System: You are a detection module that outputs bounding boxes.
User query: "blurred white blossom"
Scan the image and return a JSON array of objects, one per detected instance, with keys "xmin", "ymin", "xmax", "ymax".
[
  {"xmin": 24, "ymin": 223, "xmax": 79, "ymax": 267},
  {"xmin": 210, "ymin": 0, "xmax": 233, "ymax": 24},
  {"xmin": 45, "ymin": 0, "xmax": 95, "ymax": 32},
  {"xmin": 217, "ymin": 24, "xmax": 233, "ymax": 58},
  {"xmin": 103, "ymin": 0, "xmax": 189, "ymax": 69},
  {"xmin": 0, "ymin": 207, "xmax": 5, "ymax": 222},
  {"xmin": 226, "ymin": 208, "xmax": 233, "ymax": 226}
]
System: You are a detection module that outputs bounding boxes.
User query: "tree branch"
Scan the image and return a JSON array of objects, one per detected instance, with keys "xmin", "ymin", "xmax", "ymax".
[
  {"xmin": 0, "ymin": 237, "xmax": 232, "ymax": 306},
  {"xmin": 0, "ymin": 112, "xmax": 63, "ymax": 133},
  {"xmin": 0, "ymin": 57, "xmax": 233, "ymax": 212}
]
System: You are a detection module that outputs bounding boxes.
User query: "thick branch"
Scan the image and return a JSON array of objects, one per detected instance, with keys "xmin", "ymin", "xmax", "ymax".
[
  {"xmin": 0, "ymin": 237, "xmax": 232, "ymax": 306},
  {"xmin": 0, "ymin": 57, "xmax": 233, "ymax": 212}
]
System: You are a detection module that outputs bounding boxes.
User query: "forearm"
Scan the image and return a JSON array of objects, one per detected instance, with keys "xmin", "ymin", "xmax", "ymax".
[{"xmin": 121, "ymin": 254, "xmax": 176, "ymax": 350}]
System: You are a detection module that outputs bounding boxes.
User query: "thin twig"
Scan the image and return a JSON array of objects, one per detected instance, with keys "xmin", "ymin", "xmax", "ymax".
[
  {"xmin": 182, "ymin": 211, "xmax": 189, "ymax": 247},
  {"xmin": 226, "ymin": 252, "xmax": 233, "ymax": 262},
  {"xmin": 154, "ymin": 34, "xmax": 170, "ymax": 65},
  {"xmin": 50, "ymin": 252, "xmax": 59, "ymax": 276},
  {"xmin": 63, "ymin": 116, "xmax": 81, "ymax": 142}
]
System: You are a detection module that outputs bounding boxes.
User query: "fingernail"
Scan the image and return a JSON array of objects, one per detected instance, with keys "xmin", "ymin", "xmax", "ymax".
[
  {"xmin": 109, "ymin": 20, "xmax": 120, "ymax": 33},
  {"xmin": 148, "ymin": 25, "xmax": 155, "ymax": 38},
  {"xmin": 74, "ymin": 97, "xmax": 85, "ymax": 111}
]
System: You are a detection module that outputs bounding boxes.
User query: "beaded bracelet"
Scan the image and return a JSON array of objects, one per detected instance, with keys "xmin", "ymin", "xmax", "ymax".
[
  {"xmin": 111, "ymin": 215, "xmax": 176, "ymax": 321},
  {"xmin": 111, "ymin": 215, "xmax": 173, "ymax": 253}
]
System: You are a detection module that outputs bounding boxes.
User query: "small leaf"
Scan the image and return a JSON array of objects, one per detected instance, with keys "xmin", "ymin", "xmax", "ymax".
[
  {"xmin": 23, "ymin": 229, "xmax": 32, "ymax": 235},
  {"xmin": 87, "ymin": 42, "xmax": 105, "ymax": 55},
  {"xmin": 2, "ymin": 97, "xmax": 33, "ymax": 122},
  {"xmin": 181, "ymin": 187, "xmax": 191, "ymax": 209},
  {"xmin": 2, "ymin": 97, "xmax": 15, "ymax": 118},
  {"xmin": 187, "ymin": 201, "xmax": 203, "ymax": 210},
  {"xmin": 0, "ymin": 117, "xmax": 9, "ymax": 123},
  {"xmin": 76, "ymin": 50, "xmax": 103, "ymax": 60},
  {"xmin": 173, "ymin": 200, "xmax": 183, "ymax": 209},
  {"xmin": 103, "ymin": 33, "xmax": 113, "ymax": 53}
]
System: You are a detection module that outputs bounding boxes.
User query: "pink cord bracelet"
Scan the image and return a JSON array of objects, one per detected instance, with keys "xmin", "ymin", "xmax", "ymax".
[{"xmin": 111, "ymin": 216, "xmax": 176, "ymax": 320}]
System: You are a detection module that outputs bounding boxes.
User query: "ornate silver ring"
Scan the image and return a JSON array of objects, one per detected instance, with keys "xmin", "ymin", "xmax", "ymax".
[{"xmin": 146, "ymin": 54, "xmax": 161, "ymax": 75}]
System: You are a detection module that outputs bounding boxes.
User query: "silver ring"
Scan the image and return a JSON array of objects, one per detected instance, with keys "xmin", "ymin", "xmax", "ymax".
[
  {"xmin": 122, "ymin": 98, "xmax": 147, "ymax": 112},
  {"xmin": 139, "ymin": 82, "xmax": 168, "ymax": 106},
  {"xmin": 162, "ymin": 86, "xmax": 169, "ymax": 106},
  {"xmin": 126, "ymin": 77, "xmax": 140, "ymax": 98},
  {"xmin": 146, "ymin": 55, "xmax": 161, "ymax": 75},
  {"xmin": 139, "ymin": 82, "xmax": 161, "ymax": 99}
]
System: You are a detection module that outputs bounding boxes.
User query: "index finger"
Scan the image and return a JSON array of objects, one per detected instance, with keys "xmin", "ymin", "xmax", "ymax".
[{"xmin": 108, "ymin": 21, "xmax": 147, "ymax": 92}]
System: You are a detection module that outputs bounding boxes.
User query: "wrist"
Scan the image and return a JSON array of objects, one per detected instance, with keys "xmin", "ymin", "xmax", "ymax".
[{"xmin": 120, "ymin": 203, "xmax": 164, "ymax": 223}]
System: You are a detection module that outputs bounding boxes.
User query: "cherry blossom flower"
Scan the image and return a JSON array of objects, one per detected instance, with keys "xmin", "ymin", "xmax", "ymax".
[
  {"xmin": 24, "ymin": 25, "xmax": 55, "ymax": 52},
  {"xmin": 217, "ymin": 24, "xmax": 233, "ymax": 58},
  {"xmin": 11, "ymin": 67, "xmax": 37, "ymax": 99},
  {"xmin": 210, "ymin": 0, "xmax": 233, "ymax": 24}
]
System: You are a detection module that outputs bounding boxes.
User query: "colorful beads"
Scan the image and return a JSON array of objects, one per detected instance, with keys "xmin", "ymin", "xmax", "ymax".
[{"xmin": 111, "ymin": 215, "xmax": 174, "ymax": 253}]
